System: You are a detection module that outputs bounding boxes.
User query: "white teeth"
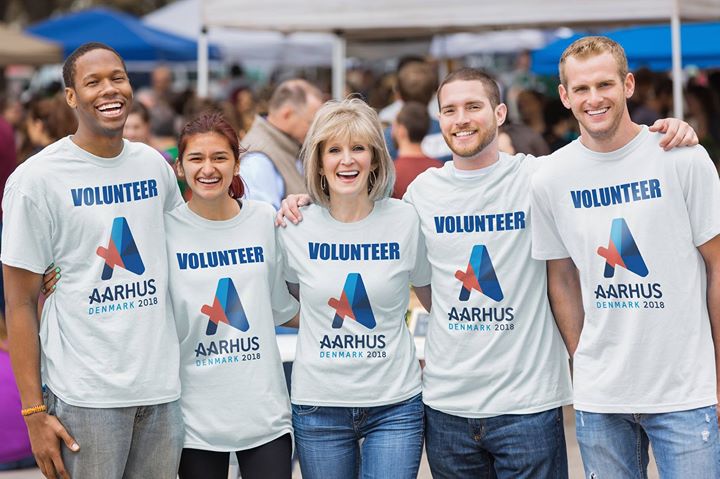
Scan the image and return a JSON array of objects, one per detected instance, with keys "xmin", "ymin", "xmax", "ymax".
[
  {"xmin": 197, "ymin": 178, "xmax": 220, "ymax": 184},
  {"xmin": 454, "ymin": 131, "xmax": 474, "ymax": 137},
  {"xmin": 587, "ymin": 108, "xmax": 609, "ymax": 116},
  {"xmin": 98, "ymin": 102, "xmax": 121, "ymax": 111},
  {"xmin": 337, "ymin": 171, "xmax": 358, "ymax": 177}
]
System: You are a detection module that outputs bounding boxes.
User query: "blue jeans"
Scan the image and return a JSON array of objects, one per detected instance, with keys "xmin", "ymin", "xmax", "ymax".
[
  {"xmin": 425, "ymin": 405, "xmax": 568, "ymax": 479},
  {"xmin": 576, "ymin": 406, "xmax": 720, "ymax": 479},
  {"xmin": 291, "ymin": 393, "xmax": 424, "ymax": 479},
  {"xmin": 46, "ymin": 388, "xmax": 184, "ymax": 479}
]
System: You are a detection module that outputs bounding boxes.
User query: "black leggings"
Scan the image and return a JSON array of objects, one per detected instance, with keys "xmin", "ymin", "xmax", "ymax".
[{"xmin": 178, "ymin": 433, "xmax": 292, "ymax": 479}]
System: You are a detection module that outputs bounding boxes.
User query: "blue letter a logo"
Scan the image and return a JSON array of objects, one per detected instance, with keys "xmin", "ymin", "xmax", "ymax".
[
  {"xmin": 455, "ymin": 245, "xmax": 504, "ymax": 302},
  {"xmin": 96, "ymin": 217, "xmax": 145, "ymax": 280},
  {"xmin": 597, "ymin": 218, "xmax": 649, "ymax": 278},
  {"xmin": 200, "ymin": 278, "xmax": 250, "ymax": 335},
  {"xmin": 327, "ymin": 273, "xmax": 376, "ymax": 330}
]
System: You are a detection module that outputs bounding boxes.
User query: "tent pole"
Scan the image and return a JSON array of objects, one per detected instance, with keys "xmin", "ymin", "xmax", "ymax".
[
  {"xmin": 671, "ymin": 0, "xmax": 683, "ymax": 119},
  {"xmin": 332, "ymin": 31, "xmax": 346, "ymax": 100},
  {"xmin": 198, "ymin": 25, "xmax": 209, "ymax": 99}
]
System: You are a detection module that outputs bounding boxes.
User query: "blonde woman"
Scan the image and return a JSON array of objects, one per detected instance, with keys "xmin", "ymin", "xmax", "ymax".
[{"xmin": 277, "ymin": 98, "xmax": 431, "ymax": 479}]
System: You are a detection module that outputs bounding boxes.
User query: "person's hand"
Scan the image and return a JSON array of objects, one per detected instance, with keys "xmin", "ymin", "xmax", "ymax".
[
  {"xmin": 275, "ymin": 194, "xmax": 313, "ymax": 227},
  {"xmin": 41, "ymin": 264, "xmax": 60, "ymax": 297},
  {"xmin": 649, "ymin": 118, "xmax": 699, "ymax": 150},
  {"xmin": 25, "ymin": 412, "xmax": 79, "ymax": 479}
]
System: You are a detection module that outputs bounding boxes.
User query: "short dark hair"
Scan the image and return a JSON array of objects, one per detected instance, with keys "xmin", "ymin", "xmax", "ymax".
[
  {"xmin": 397, "ymin": 62, "xmax": 438, "ymax": 105},
  {"xmin": 437, "ymin": 68, "xmax": 501, "ymax": 109},
  {"xmin": 395, "ymin": 101, "xmax": 429, "ymax": 144},
  {"xmin": 62, "ymin": 42, "xmax": 126, "ymax": 88}
]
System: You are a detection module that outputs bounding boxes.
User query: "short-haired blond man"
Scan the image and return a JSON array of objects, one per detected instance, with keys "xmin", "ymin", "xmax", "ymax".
[{"xmin": 531, "ymin": 36, "xmax": 720, "ymax": 479}]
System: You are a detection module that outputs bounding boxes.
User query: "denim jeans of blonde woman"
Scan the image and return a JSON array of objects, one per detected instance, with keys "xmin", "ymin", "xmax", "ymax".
[
  {"xmin": 45, "ymin": 388, "xmax": 184, "ymax": 479},
  {"xmin": 292, "ymin": 393, "xmax": 424, "ymax": 479}
]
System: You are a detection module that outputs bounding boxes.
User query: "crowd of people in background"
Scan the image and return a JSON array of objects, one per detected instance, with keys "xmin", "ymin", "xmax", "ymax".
[
  {"xmin": 2, "ymin": 56, "xmax": 720, "ymax": 179},
  {"xmin": 0, "ymin": 39, "xmax": 719, "ymax": 479}
]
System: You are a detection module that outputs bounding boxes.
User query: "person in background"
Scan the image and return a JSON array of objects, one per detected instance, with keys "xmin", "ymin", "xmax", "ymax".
[
  {"xmin": 378, "ymin": 55, "xmax": 426, "ymax": 124},
  {"xmin": 391, "ymin": 101, "xmax": 442, "ymax": 199},
  {"xmin": 240, "ymin": 79, "xmax": 323, "ymax": 210},
  {"xmin": 542, "ymin": 99, "xmax": 578, "ymax": 152},
  {"xmin": 627, "ymin": 68, "xmax": 661, "ymax": 126},
  {"xmin": 685, "ymin": 83, "xmax": 720, "ymax": 166},
  {"xmin": 498, "ymin": 121, "xmax": 550, "ymax": 157},
  {"xmin": 382, "ymin": 60, "xmax": 452, "ymax": 162},
  {"xmin": 516, "ymin": 89, "xmax": 547, "ymax": 137},
  {"xmin": 228, "ymin": 83, "xmax": 257, "ymax": 139},
  {"xmin": 123, "ymin": 101, "xmax": 153, "ymax": 144},
  {"xmin": 19, "ymin": 94, "xmax": 77, "ymax": 162}
]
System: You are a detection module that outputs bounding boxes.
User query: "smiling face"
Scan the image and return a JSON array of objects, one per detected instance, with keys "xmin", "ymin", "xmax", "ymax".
[
  {"xmin": 320, "ymin": 136, "xmax": 374, "ymax": 202},
  {"xmin": 559, "ymin": 52, "xmax": 634, "ymax": 147},
  {"xmin": 438, "ymin": 80, "xmax": 506, "ymax": 159},
  {"xmin": 65, "ymin": 48, "xmax": 132, "ymax": 139},
  {"xmin": 178, "ymin": 132, "xmax": 239, "ymax": 204}
]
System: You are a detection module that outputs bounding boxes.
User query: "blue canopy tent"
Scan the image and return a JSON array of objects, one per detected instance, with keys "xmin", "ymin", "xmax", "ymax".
[
  {"xmin": 532, "ymin": 22, "xmax": 720, "ymax": 75},
  {"xmin": 27, "ymin": 7, "xmax": 220, "ymax": 62}
]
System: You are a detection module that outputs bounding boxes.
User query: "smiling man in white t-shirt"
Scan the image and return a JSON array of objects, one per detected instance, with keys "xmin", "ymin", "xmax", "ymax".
[
  {"xmin": 531, "ymin": 36, "xmax": 720, "ymax": 479},
  {"xmin": 2, "ymin": 42, "xmax": 184, "ymax": 479}
]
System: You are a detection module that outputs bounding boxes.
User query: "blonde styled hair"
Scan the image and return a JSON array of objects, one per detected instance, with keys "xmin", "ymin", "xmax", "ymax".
[
  {"xmin": 302, "ymin": 98, "xmax": 395, "ymax": 207},
  {"xmin": 559, "ymin": 36, "xmax": 628, "ymax": 87}
]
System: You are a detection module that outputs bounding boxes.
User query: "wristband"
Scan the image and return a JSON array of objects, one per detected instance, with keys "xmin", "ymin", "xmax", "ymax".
[{"xmin": 21, "ymin": 404, "xmax": 47, "ymax": 417}]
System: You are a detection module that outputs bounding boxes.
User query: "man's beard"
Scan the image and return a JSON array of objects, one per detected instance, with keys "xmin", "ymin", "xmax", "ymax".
[{"xmin": 444, "ymin": 124, "xmax": 497, "ymax": 159}]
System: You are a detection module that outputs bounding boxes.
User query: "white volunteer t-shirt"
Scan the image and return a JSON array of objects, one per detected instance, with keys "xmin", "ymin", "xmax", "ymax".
[
  {"xmin": 404, "ymin": 155, "xmax": 572, "ymax": 418},
  {"xmin": 531, "ymin": 126, "xmax": 720, "ymax": 413},
  {"xmin": 278, "ymin": 199, "xmax": 430, "ymax": 406},
  {"xmin": 165, "ymin": 200, "xmax": 297, "ymax": 451},
  {"xmin": 2, "ymin": 137, "xmax": 183, "ymax": 407}
]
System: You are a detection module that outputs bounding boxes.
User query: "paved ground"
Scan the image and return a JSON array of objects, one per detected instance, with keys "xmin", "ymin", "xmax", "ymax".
[{"xmin": 0, "ymin": 406, "xmax": 659, "ymax": 479}]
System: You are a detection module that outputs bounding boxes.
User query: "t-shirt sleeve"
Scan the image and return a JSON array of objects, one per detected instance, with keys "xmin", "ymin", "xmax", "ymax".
[
  {"xmin": 276, "ymin": 228, "xmax": 299, "ymax": 284},
  {"xmin": 410, "ymin": 221, "xmax": 431, "ymax": 287},
  {"xmin": 680, "ymin": 147, "xmax": 720, "ymax": 246},
  {"xmin": 402, "ymin": 182, "xmax": 416, "ymax": 206},
  {"xmin": 163, "ymin": 161, "xmax": 184, "ymax": 212},
  {"xmin": 270, "ymin": 228, "xmax": 300, "ymax": 326},
  {"xmin": 530, "ymin": 174, "xmax": 570, "ymax": 260},
  {"xmin": 1, "ymin": 186, "xmax": 54, "ymax": 274}
]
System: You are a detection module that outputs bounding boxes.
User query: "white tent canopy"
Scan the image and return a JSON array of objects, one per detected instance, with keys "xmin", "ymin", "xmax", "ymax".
[
  {"xmin": 144, "ymin": 0, "xmax": 335, "ymax": 71},
  {"xmin": 199, "ymin": 0, "xmax": 720, "ymax": 115},
  {"xmin": 202, "ymin": 0, "xmax": 716, "ymax": 37}
]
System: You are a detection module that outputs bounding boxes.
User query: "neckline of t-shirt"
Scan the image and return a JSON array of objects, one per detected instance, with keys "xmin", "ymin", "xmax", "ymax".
[
  {"xmin": 574, "ymin": 125, "xmax": 648, "ymax": 161},
  {"xmin": 445, "ymin": 154, "xmax": 504, "ymax": 181},
  {"xmin": 179, "ymin": 200, "xmax": 248, "ymax": 229},
  {"xmin": 65, "ymin": 136, "xmax": 130, "ymax": 168},
  {"xmin": 318, "ymin": 198, "xmax": 386, "ymax": 230}
]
